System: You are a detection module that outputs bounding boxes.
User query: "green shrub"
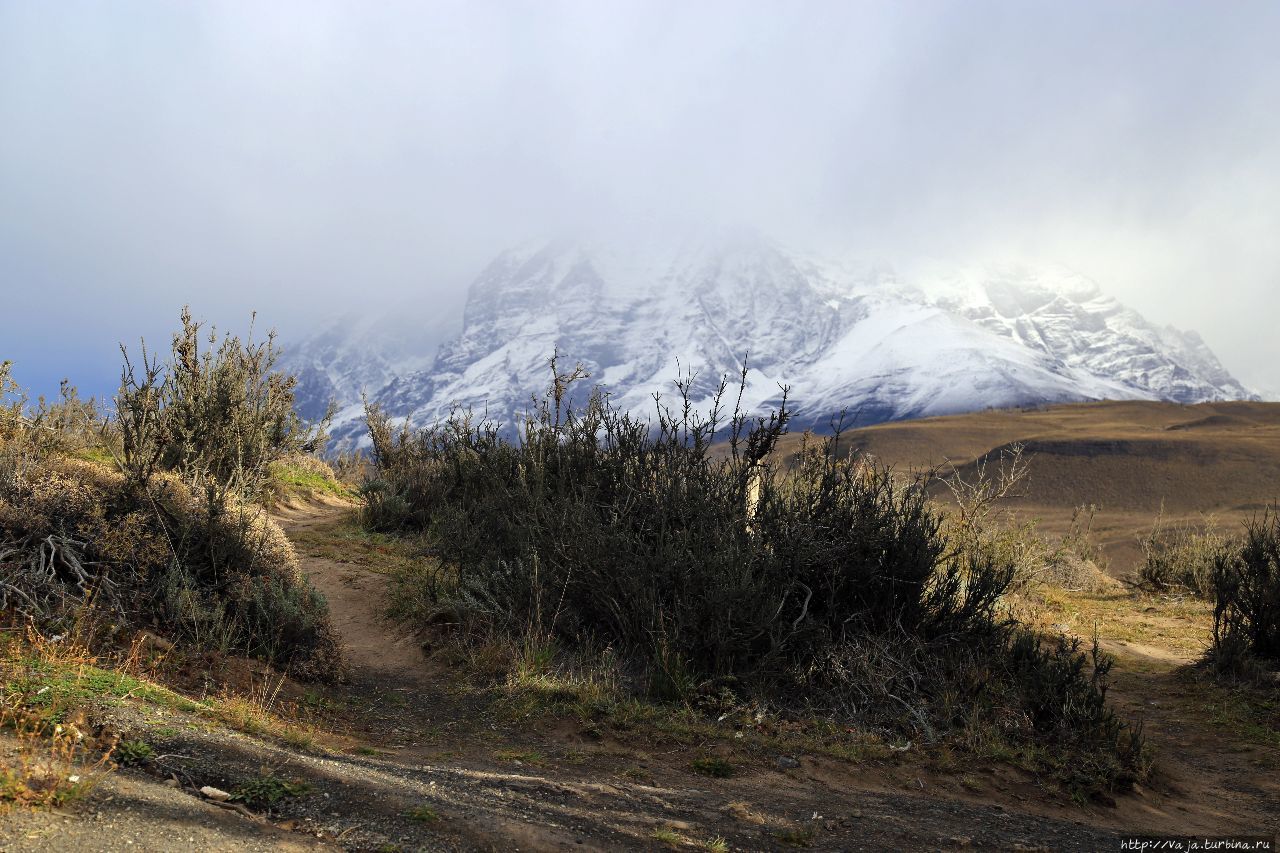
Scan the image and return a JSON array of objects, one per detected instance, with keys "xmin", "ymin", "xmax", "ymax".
[
  {"xmin": 115, "ymin": 739, "xmax": 154, "ymax": 767},
  {"xmin": 1, "ymin": 314, "xmax": 342, "ymax": 681},
  {"xmin": 116, "ymin": 307, "xmax": 330, "ymax": 501},
  {"xmin": 0, "ymin": 456, "xmax": 341, "ymax": 679},
  {"xmin": 365, "ymin": 362, "xmax": 1144, "ymax": 791},
  {"xmin": 230, "ymin": 772, "xmax": 311, "ymax": 809},
  {"xmin": 689, "ymin": 757, "xmax": 734, "ymax": 778},
  {"xmin": 366, "ymin": 374, "xmax": 1003, "ymax": 678},
  {"xmin": 405, "ymin": 805, "xmax": 441, "ymax": 823},
  {"xmin": 1210, "ymin": 510, "xmax": 1280, "ymax": 675}
]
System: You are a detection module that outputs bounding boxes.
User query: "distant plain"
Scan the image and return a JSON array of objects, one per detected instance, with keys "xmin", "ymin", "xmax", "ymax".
[{"xmin": 776, "ymin": 400, "xmax": 1280, "ymax": 573}]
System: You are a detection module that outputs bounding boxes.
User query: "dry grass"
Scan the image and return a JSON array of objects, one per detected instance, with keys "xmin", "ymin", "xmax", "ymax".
[
  {"xmin": 0, "ymin": 626, "xmax": 121, "ymax": 810},
  {"xmin": 204, "ymin": 671, "xmax": 332, "ymax": 753},
  {"xmin": 0, "ymin": 616, "xmax": 335, "ymax": 801},
  {"xmin": 650, "ymin": 826, "xmax": 729, "ymax": 851},
  {"xmin": 0, "ymin": 713, "xmax": 114, "ymax": 809},
  {"xmin": 774, "ymin": 400, "xmax": 1280, "ymax": 573},
  {"xmin": 1031, "ymin": 587, "xmax": 1214, "ymax": 660},
  {"xmin": 286, "ymin": 515, "xmax": 426, "ymax": 577}
]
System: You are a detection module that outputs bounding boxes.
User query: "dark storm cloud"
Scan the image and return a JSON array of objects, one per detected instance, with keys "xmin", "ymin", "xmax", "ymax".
[{"xmin": 2, "ymin": 0, "xmax": 1278, "ymax": 397}]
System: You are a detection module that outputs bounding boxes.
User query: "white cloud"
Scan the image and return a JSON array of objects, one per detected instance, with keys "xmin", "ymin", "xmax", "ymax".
[{"xmin": 1, "ymin": 0, "xmax": 1277, "ymax": 394}]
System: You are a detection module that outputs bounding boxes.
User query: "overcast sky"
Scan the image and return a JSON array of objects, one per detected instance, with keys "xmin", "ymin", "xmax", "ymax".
[{"xmin": 2, "ymin": 0, "xmax": 1278, "ymax": 399}]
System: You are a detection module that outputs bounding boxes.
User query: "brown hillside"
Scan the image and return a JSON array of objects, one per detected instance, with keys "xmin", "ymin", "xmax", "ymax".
[{"xmin": 775, "ymin": 401, "xmax": 1280, "ymax": 573}]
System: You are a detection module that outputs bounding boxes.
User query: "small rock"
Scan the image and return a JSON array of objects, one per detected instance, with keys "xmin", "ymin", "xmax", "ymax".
[
  {"xmin": 776, "ymin": 756, "xmax": 800, "ymax": 770},
  {"xmin": 200, "ymin": 786, "xmax": 231, "ymax": 802}
]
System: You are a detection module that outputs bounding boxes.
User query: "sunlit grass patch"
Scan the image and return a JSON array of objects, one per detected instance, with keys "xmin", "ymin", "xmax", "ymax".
[
  {"xmin": 1034, "ymin": 587, "xmax": 1213, "ymax": 658},
  {"xmin": 493, "ymin": 748, "xmax": 546, "ymax": 766},
  {"xmin": 266, "ymin": 454, "xmax": 354, "ymax": 504}
]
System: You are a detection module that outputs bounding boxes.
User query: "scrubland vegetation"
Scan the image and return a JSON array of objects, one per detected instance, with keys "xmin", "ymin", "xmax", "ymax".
[
  {"xmin": 361, "ymin": 365, "xmax": 1191, "ymax": 798},
  {"xmin": 1, "ymin": 311, "xmax": 338, "ymax": 676},
  {"xmin": 3, "ymin": 335, "xmax": 1278, "ymax": 845},
  {"xmin": 1, "ymin": 311, "xmax": 341, "ymax": 810}
]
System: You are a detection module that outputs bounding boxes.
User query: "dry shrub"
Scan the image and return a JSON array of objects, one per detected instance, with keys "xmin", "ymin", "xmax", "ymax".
[
  {"xmin": 0, "ymin": 362, "xmax": 110, "ymax": 457},
  {"xmin": 115, "ymin": 307, "xmax": 330, "ymax": 500},
  {"xmin": 327, "ymin": 446, "xmax": 371, "ymax": 487},
  {"xmin": 1042, "ymin": 549, "xmax": 1118, "ymax": 594},
  {"xmin": 0, "ymin": 361, "xmax": 20, "ymax": 438},
  {"xmin": 943, "ymin": 455, "xmax": 1114, "ymax": 594},
  {"xmin": 0, "ymin": 455, "xmax": 341, "ymax": 679},
  {"xmin": 2, "ymin": 311, "xmax": 342, "ymax": 680}
]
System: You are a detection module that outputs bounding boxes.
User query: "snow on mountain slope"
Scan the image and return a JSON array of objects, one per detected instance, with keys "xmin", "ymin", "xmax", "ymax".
[
  {"xmin": 910, "ymin": 264, "xmax": 1253, "ymax": 404},
  {"xmin": 292, "ymin": 234, "xmax": 1255, "ymax": 445},
  {"xmin": 282, "ymin": 309, "xmax": 454, "ymax": 426},
  {"xmin": 791, "ymin": 296, "xmax": 1142, "ymax": 429}
]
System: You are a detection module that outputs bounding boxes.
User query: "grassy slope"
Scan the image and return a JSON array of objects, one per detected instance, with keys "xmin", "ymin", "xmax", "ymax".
[{"xmin": 774, "ymin": 400, "xmax": 1280, "ymax": 572}]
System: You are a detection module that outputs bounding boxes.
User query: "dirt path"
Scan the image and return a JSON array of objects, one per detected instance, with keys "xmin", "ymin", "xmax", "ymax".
[
  {"xmin": 267, "ymin": 503, "xmax": 1128, "ymax": 851},
  {"xmin": 275, "ymin": 502, "xmax": 431, "ymax": 684},
  {"xmin": 5, "ymin": 501, "xmax": 1272, "ymax": 851},
  {"xmin": 1098, "ymin": 639, "xmax": 1280, "ymax": 835}
]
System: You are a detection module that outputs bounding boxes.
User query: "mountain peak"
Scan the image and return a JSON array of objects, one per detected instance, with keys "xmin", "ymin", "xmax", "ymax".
[{"xmin": 286, "ymin": 236, "xmax": 1255, "ymax": 445}]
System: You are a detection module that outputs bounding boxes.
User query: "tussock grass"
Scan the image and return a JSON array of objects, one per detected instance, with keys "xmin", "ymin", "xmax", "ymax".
[
  {"xmin": 1136, "ymin": 513, "xmax": 1233, "ymax": 597},
  {"xmin": 690, "ymin": 757, "xmax": 734, "ymax": 778}
]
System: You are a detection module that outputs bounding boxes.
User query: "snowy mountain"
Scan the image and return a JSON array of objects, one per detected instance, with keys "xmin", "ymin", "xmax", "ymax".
[
  {"xmin": 287, "ymin": 233, "xmax": 1256, "ymax": 446},
  {"xmin": 283, "ymin": 309, "xmax": 454, "ymax": 426}
]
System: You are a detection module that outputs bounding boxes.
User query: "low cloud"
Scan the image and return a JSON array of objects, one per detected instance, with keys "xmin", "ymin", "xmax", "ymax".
[{"xmin": 2, "ymin": 1, "xmax": 1277, "ymax": 396}]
